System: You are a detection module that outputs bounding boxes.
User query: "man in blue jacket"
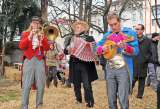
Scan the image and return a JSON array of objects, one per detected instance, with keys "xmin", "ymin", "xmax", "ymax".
[{"xmin": 97, "ymin": 13, "xmax": 139, "ymax": 109}]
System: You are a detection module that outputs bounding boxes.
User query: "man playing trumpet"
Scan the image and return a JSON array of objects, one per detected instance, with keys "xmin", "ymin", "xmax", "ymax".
[{"xmin": 19, "ymin": 16, "xmax": 50, "ymax": 109}]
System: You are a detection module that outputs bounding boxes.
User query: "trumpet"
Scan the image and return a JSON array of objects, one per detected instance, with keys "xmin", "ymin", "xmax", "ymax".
[{"xmin": 31, "ymin": 23, "xmax": 59, "ymax": 41}]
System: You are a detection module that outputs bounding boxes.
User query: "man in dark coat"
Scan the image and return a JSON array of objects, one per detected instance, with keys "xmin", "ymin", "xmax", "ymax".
[
  {"xmin": 65, "ymin": 21, "xmax": 98, "ymax": 108},
  {"xmin": 132, "ymin": 24, "xmax": 151, "ymax": 99},
  {"xmin": 146, "ymin": 33, "xmax": 160, "ymax": 91},
  {"xmin": 156, "ymin": 35, "xmax": 160, "ymax": 109}
]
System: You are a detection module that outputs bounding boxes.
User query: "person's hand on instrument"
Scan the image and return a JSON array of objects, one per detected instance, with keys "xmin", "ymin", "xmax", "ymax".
[{"xmin": 117, "ymin": 41, "xmax": 126, "ymax": 49}]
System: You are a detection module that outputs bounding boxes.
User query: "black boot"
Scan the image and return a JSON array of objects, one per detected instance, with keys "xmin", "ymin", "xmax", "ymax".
[
  {"xmin": 86, "ymin": 101, "xmax": 94, "ymax": 108},
  {"xmin": 53, "ymin": 80, "xmax": 58, "ymax": 87},
  {"xmin": 75, "ymin": 98, "xmax": 82, "ymax": 104},
  {"xmin": 46, "ymin": 76, "xmax": 52, "ymax": 88},
  {"xmin": 61, "ymin": 77, "xmax": 65, "ymax": 85},
  {"xmin": 65, "ymin": 79, "xmax": 71, "ymax": 88}
]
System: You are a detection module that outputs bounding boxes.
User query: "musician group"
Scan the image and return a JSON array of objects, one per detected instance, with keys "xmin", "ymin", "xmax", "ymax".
[{"xmin": 19, "ymin": 12, "xmax": 160, "ymax": 109}]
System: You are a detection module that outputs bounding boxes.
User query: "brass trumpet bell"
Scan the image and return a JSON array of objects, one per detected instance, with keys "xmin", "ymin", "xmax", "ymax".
[{"xmin": 43, "ymin": 25, "xmax": 59, "ymax": 41}]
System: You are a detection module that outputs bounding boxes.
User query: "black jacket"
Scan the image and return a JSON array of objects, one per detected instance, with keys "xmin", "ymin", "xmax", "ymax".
[
  {"xmin": 68, "ymin": 34, "xmax": 98, "ymax": 83},
  {"xmin": 149, "ymin": 41, "xmax": 160, "ymax": 65},
  {"xmin": 133, "ymin": 36, "xmax": 151, "ymax": 78}
]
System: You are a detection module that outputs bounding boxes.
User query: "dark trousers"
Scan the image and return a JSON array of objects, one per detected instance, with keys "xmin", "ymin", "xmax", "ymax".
[
  {"xmin": 46, "ymin": 66, "xmax": 58, "ymax": 87},
  {"xmin": 157, "ymin": 81, "xmax": 160, "ymax": 109},
  {"xmin": 132, "ymin": 77, "xmax": 146, "ymax": 97},
  {"xmin": 47, "ymin": 66, "xmax": 58, "ymax": 81},
  {"xmin": 73, "ymin": 66, "xmax": 94, "ymax": 104}
]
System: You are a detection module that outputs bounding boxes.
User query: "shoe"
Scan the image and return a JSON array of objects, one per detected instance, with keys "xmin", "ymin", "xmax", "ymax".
[
  {"xmin": 46, "ymin": 78, "xmax": 51, "ymax": 88},
  {"xmin": 36, "ymin": 105, "xmax": 42, "ymax": 109},
  {"xmin": 53, "ymin": 81, "xmax": 58, "ymax": 87},
  {"xmin": 75, "ymin": 100, "xmax": 82, "ymax": 104},
  {"xmin": 146, "ymin": 83, "xmax": 150, "ymax": 87},
  {"xmin": 150, "ymin": 83, "xmax": 158, "ymax": 92},
  {"xmin": 136, "ymin": 96, "xmax": 143, "ymax": 99},
  {"xmin": 46, "ymin": 82, "xmax": 50, "ymax": 88},
  {"xmin": 61, "ymin": 78, "xmax": 65, "ymax": 85},
  {"xmin": 75, "ymin": 98, "xmax": 82, "ymax": 104},
  {"xmin": 65, "ymin": 80, "xmax": 71, "ymax": 88},
  {"xmin": 86, "ymin": 102, "xmax": 94, "ymax": 108},
  {"xmin": 64, "ymin": 84, "xmax": 71, "ymax": 88},
  {"xmin": 66, "ymin": 84, "xmax": 71, "ymax": 88}
]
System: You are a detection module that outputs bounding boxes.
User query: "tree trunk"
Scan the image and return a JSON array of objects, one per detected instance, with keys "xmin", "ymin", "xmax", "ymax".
[
  {"xmin": 103, "ymin": 0, "xmax": 112, "ymax": 32},
  {"xmin": 155, "ymin": 0, "xmax": 160, "ymax": 28},
  {"xmin": 41, "ymin": 0, "xmax": 48, "ymax": 22},
  {"xmin": 10, "ymin": 24, "xmax": 16, "ymax": 41},
  {"xmin": 0, "ymin": 26, "xmax": 7, "ymax": 76},
  {"xmin": 73, "ymin": 0, "xmax": 76, "ymax": 21},
  {"xmin": 79, "ymin": 0, "xmax": 84, "ymax": 20},
  {"xmin": 148, "ymin": 0, "xmax": 160, "ymax": 28},
  {"xmin": 0, "ymin": 45, "xmax": 5, "ymax": 76},
  {"xmin": 84, "ymin": 0, "xmax": 87, "ymax": 21},
  {"xmin": 119, "ymin": 0, "xmax": 130, "ymax": 17},
  {"xmin": 87, "ymin": 0, "xmax": 92, "ymax": 26}
]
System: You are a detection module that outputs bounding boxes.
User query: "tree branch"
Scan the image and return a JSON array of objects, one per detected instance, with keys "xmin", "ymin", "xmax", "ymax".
[{"xmin": 147, "ymin": 0, "xmax": 160, "ymax": 28}]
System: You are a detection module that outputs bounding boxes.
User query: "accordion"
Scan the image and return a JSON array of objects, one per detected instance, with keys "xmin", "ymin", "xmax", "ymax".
[{"xmin": 70, "ymin": 36, "xmax": 97, "ymax": 62}]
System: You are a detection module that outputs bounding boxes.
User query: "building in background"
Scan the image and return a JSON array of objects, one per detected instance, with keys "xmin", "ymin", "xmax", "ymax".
[
  {"xmin": 110, "ymin": 0, "xmax": 160, "ymax": 35},
  {"xmin": 144, "ymin": 0, "xmax": 160, "ymax": 35}
]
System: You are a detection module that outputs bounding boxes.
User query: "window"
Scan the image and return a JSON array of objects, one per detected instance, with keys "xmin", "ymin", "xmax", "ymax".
[
  {"xmin": 132, "ymin": 13, "xmax": 136, "ymax": 21},
  {"xmin": 152, "ymin": 18, "xmax": 160, "ymax": 26},
  {"xmin": 152, "ymin": 5, "xmax": 160, "ymax": 26},
  {"xmin": 152, "ymin": 5, "xmax": 160, "ymax": 18}
]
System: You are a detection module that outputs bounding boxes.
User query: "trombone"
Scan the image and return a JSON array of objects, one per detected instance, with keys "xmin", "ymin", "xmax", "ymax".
[{"xmin": 43, "ymin": 23, "xmax": 59, "ymax": 41}]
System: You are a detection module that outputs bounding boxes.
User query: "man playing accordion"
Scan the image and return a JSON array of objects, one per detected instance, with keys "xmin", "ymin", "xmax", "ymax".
[{"xmin": 66, "ymin": 20, "xmax": 98, "ymax": 108}]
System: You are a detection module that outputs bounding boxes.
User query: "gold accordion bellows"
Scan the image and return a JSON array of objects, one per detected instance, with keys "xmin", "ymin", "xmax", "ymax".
[{"xmin": 70, "ymin": 37, "xmax": 97, "ymax": 62}]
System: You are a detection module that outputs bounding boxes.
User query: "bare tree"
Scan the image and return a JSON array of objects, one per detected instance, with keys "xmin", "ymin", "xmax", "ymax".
[
  {"xmin": 148, "ymin": 0, "xmax": 160, "ymax": 28},
  {"xmin": 103, "ymin": 0, "xmax": 112, "ymax": 32},
  {"xmin": 47, "ymin": 0, "xmax": 144, "ymax": 36},
  {"xmin": 79, "ymin": 0, "xmax": 84, "ymax": 20},
  {"xmin": 0, "ymin": 0, "xmax": 41, "ymax": 76},
  {"xmin": 41, "ymin": 0, "xmax": 48, "ymax": 22}
]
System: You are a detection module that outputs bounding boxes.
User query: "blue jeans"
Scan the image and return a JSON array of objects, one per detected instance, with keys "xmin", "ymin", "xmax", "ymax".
[{"xmin": 105, "ymin": 65, "xmax": 129, "ymax": 109}]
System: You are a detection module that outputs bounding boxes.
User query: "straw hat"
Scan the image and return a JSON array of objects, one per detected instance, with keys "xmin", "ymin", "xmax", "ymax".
[{"xmin": 71, "ymin": 20, "xmax": 89, "ymax": 32}]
